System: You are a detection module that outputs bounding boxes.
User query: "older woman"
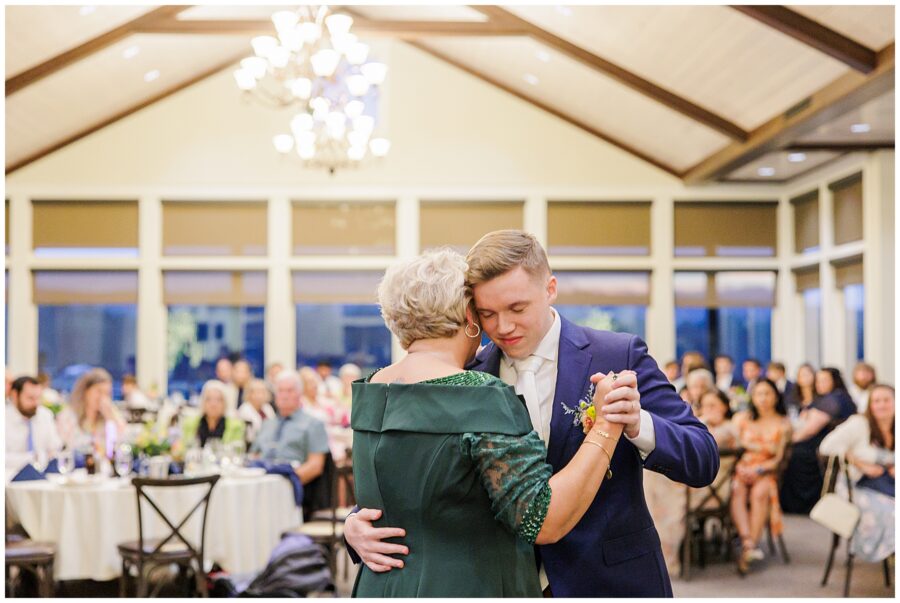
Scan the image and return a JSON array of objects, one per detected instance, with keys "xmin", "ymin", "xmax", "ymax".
[
  {"xmin": 781, "ymin": 367, "xmax": 856, "ymax": 513},
  {"xmin": 731, "ymin": 379, "xmax": 792, "ymax": 572},
  {"xmin": 685, "ymin": 368, "xmax": 716, "ymax": 415},
  {"xmin": 350, "ymin": 249, "xmax": 631, "ymax": 597},
  {"xmin": 820, "ymin": 384, "xmax": 895, "ymax": 562},
  {"xmin": 238, "ymin": 378, "xmax": 275, "ymax": 444},
  {"xmin": 56, "ymin": 368, "xmax": 126, "ymax": 452},
  {"xmin": 181, "ymin": 380, "xmax": 244, "ymax": 449}
]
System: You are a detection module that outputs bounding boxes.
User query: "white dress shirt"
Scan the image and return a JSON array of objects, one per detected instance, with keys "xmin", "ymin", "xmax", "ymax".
[
  {"xmin": 5, "ymin": 403, "xmax": 63, "ymax": 472},
  {"xmin": 499, "ymin": 308, "xmax": 657, "ymax": 458}
]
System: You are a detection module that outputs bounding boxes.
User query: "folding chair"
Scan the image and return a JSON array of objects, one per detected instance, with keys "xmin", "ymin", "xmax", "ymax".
[{"xmin": 118, "ymin": 474, "xmax": 220, "ymax": 597}]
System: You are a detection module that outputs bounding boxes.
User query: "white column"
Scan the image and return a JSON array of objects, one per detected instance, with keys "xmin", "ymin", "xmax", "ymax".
[
  {"xmin": 862, "ymin": 151, "xmax": 895, "ymax": 382},
  {"xmin": 647, "ymin": 195, "xmax": 675, "ymax": 362},
  {"xmin": 523, "ymin": 195, "xmax": 547, "ymax": 248},
  {"xmin": 391, "ymin": 195, "xmax": 420, "ymax": 361},
  {"xmin": 137, "ymin": 195, "xmax": 166, "ymax": 393},
  {"xmin": 772, "ymin": 194, "xmax": 796, "ymax": 370},
  {"xmin": 819, "ymin": 183, "xmax": 845, "ymax": 367},
  {"xmin": 267, "ymin": 196, "xmax": 295, "ymax": 371},
  {"xmin": 7, "ymin": 194, "xmax": 37, "ymax": 375}
]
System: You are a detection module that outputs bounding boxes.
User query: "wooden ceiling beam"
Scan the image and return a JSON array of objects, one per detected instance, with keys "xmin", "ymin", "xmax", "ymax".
[
  {"xmin": 732, "ymin": 5, "xmax": 878, "ymax": 74},
  {"xmin": 471, "ymin": 5, "xmax": 749, "ymax": 141},
  {"xmin": 6, "ymin": 52, "xmax": 245, "ymax": 175},
  {"xmin": 407, "ymin": 41, "xmax": 682, "ymax": 178},
  {"xmin": 6, "ymin": 6, "xmax": 191, "ymax": 96},
  {"xmin": 135, "ymin": 18, "xmax": 526, "ymax": 38},
  {"xmin": 785, "ymin": 141, "xmax": 895, "ymax": 153},
  {"xmin": 683, "ymin": 43, "xmax": 894, "ymax": 184}
]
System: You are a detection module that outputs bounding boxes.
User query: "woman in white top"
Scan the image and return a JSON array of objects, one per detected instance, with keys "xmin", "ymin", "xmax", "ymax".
[
  {"xmin": 819, "ymin": 384, "xmax": 894, "ymax": 562},
  {"xmin": 56, "ymin": 368, "xmax": 126, "ymax": 453},
  {"xmin": 237, "ymin": 378, "xmax": 275, "ymax": 444}
]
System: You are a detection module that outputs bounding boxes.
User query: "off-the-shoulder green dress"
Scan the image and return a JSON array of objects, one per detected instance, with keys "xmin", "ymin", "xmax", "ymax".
[{"xmin": 351, "ymin": 370, "xmax": 552, "ymax": 597}]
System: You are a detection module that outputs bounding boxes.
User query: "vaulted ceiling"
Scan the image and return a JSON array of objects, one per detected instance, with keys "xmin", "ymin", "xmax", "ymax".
[{"xmin": 5, "ymin": 4, "xmax": 895, "ymax": 182}]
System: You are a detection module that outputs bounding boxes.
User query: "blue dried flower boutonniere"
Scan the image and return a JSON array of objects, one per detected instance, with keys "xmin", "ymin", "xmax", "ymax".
[{"xmin": 561, "ymin": 382, "xmax": 597, "ymax": 434}]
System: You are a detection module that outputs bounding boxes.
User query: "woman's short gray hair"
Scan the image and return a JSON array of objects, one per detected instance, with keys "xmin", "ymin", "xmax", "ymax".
[
  {"xmin": 378, "ymin": 248, "xmax": 471, "ymax": 349},
  {"xmin": 199, "ymin": 379, "xmax": 229, "ymax": 414}
]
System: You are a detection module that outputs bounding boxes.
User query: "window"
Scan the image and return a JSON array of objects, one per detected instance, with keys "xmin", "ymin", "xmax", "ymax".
[
  {"xmin": 294, "ymin": 271, "xmax": 392, "ymax": 372},
  {"xmin": 32, "ymin": 200, "xmax": 138, "ymax": 257},
  {"xmin": 419, "ymin": 201, "xmax": 523, "ymax": 253},
  {"xmin": 164, "ymin": 271, "xmax": 266, "ymax": 397},
  {"xmin": 795, "ymin": 267, "xmax": 822, "ymax": 367},
  {"xmin": 674, "ymin": 271, "xmax": 775, "ymax": 368},
  {"xmin": 830, "ymin": 173, "xmax": 863, "ymax": 246},
  {"xmin": 674, "ymin": 201, "xmax": 778, "ymax": 257},
  {"xmin": 35, "ymin": 271, "xmax": 138, "ymax": 397},
  {"xmin": 547, "ymin": 202, "xmax": 651, "ymax": 255},
  {"xmin": 162, "ymin": 201, "xmax": 267, "ymax": 256},
  {"xmin": 791, "ymin": 190, "xmax": 819, "ymax": 254},
  {"xmin": 293, "ymin": 201, "xmax": 395, "ymax": 255},
  {"xmin": 835, "ymin": 259, "xmax": 864, "ymax": 369},
  {"xmin": 554, "ymin": 271, "xmax": 648, "ymax": 338}
]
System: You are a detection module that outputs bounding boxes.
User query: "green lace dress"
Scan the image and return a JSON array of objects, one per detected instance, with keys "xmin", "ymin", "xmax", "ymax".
[{"xmin": 351, "ymin": 370, "xmax": 552, "ymax": 597}]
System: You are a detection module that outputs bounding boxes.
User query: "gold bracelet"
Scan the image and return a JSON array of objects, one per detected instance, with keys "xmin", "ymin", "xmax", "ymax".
[
  {"xmin": 592, "ymin": 428, "xmax": 614, "ymax": 440},
  {"xmin": 582, "ymin": 438, "xmax": 614, "ymax": 479}
]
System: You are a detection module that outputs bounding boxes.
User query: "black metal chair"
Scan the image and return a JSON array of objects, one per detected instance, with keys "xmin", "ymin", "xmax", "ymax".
[
  {"xmin": 764, "ymin": 443, "xmax": 792, "ymax": 565},
  {"xmin": 118, "ymin": 474, "xmax": 220, "ymax": 597},
  {"xmin": 5, "ymin": 538, "xmax": 56, "ymax": 598},
  {"xmin": 820, "ymin": 454, "xmax": 894, "ymax": 597},
  {"xmin": 682, "ymin": 447, "xmax": 743, "ymax": 580}
]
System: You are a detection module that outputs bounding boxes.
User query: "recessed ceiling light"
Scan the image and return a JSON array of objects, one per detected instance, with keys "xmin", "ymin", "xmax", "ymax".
[
  {"xmin": 536, "ymin": 50, "xmax": 551, "ymax": 63},
  {"xmin": 123, "ymin": 45, "xmax": 140, "ymax": 60},
  {"xmin": 555, "ymin": 5, "xmax": 572, "ymax": 17},
  {"xmin": 79, "ymin": 6, "xmax": 96, "ymax": 16},
  {"xmin": 143, "ymin": 69, "xmax": 160, "ymax": 83},
  {"xmin": 850, "ymin": 123, "xmax": 871, "ymax": 133},
  {"xmin": 787, "ymin": 152, "xmax": 807, "ymax": 163},
  {"xmin": 523, "ymin": 73, "xmax": 539, "ymax": 86},
  {"xmin": 757, "ymin": 167, "xmax": 776, "ymax": 177}
]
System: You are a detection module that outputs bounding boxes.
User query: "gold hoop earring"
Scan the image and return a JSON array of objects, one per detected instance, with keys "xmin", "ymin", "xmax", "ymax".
[{"xmin": 465, "ymin": 323, "xmax": 481, "ymax": 339}]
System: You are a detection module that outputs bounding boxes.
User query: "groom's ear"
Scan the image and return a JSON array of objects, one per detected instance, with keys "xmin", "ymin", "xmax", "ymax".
[{"xmin": 546, "ymin": 274, "xmax": 558, "ymax": 304}]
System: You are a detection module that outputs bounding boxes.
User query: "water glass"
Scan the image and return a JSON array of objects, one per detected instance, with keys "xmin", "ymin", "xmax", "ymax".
[
  {"xmin": 226, "ymin": 440, "xmax": 246, "ymax": 468},
  {"xmin": 115, "ymin": 444, "xmax": 134, "ymax": 478},
  {"xmin": 184, "ymin": 447, "xmax": 204, "ymax": 477},
  {"xmin": 58, "ymin": 448, "xmax": 75, "ymax": 476}
]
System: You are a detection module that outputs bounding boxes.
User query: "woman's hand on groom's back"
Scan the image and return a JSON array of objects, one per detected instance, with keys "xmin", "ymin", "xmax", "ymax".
[{"xmin": 345, "ymin": 508, "xmax": 409, "ymax": 572}]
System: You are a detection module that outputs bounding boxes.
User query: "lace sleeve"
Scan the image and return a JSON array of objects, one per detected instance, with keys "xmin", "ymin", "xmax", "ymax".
[{"xmin": 460, "ymin": 431, "xmax": 552, "ymax": 544}]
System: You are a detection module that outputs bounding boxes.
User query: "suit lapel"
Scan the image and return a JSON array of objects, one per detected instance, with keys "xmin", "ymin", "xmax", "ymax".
[
  {"xmin": 468, "ymin": 342, "xmax": 502, "ymax": 377},
  {"xmin": 547, "ymin": 317, "xmax": 592, "ymax": 471}
]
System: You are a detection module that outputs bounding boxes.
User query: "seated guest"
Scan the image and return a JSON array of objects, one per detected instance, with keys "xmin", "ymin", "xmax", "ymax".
[
  {"xmin": 766, "ymin": 362, "xmax": 792, "ymax": 396},
  {"xmin": 742, "ymin": 358, "xmax": 764, "ymax": 394},
  {"xmin": 6, "ymin": 376, "xmax": 63, "ymax": 471},
  {"xmin": 238, "ymin": 378, "xmax": 276, "ymax": 444},
  {"xmin": 820, "ymin": 384, "xmax": 894, "ymax": 563},
  {"xmin": 731, "ymin": 379, "xmax": 791, "ymax": 572},
  {"xmin": 699, "ymin": 389, "xmax": 739, "ymax": 450},
  {"xmin": 57, "ymin": 368, "xmax": 126, "ymax": 453},
  {"xmin": 715, "ymin": 354, "xmax": 742, "ymax": 393},
  {"xmin": 233, "ymin": 359, "xmax": 253, "ymax": 408},
  {"xmin": 121, "ymin": 374, "xmax": 152, "ymax": 409},
  {"xmin": 848, "ymin": 361, "xmax": 877, "ymax": 413},
  {"xmin": 663, "ymin": 360, "xmax": 679, "ymax": 384},
  {"xmin": 315, "ymin": 360, "xmax": 343, "ymax": 399},
  {"xmin": 784, "ymin": 363, "xmax": 816, "ymax": 421},
  {"xmin": 685, "ymin": 368, "xmax": 715, "ymax": 415},
  {"xmin": 299, "ymin": 366, "xmax": 342, "ymax": 426},
  {"xmin": 251, "ymin": 371, "xmax": 329, "ymax": 486},
  {"xmin": 215, "ymin": 357, "xmax": 239, "ymax": 414},
  {"xmin": 780, "ymin": 367, "xmax": 855, "ymax": 514},
  {"xmin": 672, "ymin": 350, "xmax": 706, "ymax": 392},
  {"xmin": 337, "ymin": 363, "xmax": 361, "ymax": 408},
  {"xmin": 36, "ymin": 373, "xmax": 62, "ymax": 408},
  {"xmin": 181, "ymin": 380, "xmax": 245, "ymax": 449}
]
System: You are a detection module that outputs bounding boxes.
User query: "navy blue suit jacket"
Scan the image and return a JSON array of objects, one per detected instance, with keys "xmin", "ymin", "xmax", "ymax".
[{"xmin": 468, "ymin": 316, "xmax": 719, "ymax": 597}]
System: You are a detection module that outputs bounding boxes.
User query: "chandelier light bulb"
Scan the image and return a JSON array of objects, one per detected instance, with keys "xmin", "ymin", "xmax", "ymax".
[
  {"xmin": 344, "ymin": 100, "xmax": 365, "ymax": 119},
  {"xmin": 346, "ymin": 74, "xmax": 370, "ymax": 97},
  {"xmin": 279, "ymin": 28, "xmax": 304, "ymax": 52},
  {"xmin": 269, "ymin": 46, "xmax": 291, "ymax": 69},
  {"xmin": 271, "ymin": 10, "xmax": 298, "ymax": 33},
  {"xmin": 369, "ymin": 138, "xmax": 391, "ymax": 157},
  {"xmin": 234, "ymin": 69, "xmax": 257, "ymax": 90},
  {"xmin": 347, "ymin": 130, "xmax": 368, "ymax": 148},
  {"xmin": 325, "ymin": 13, "xmax": 353, "ymax": 37},
  {"xmin": 331, "ymin": 32, "xmax": 357, "ymax": 55},
  {"xmin": 361, "ymin": 62, "xmax": 388, "ymax": 85},
  {"xmin": 297, "ymin": 144, "xmax": 316, "ymax": 160},
  {"xmin": 346, "ymin": 42, "xmax": 370, "ymax": 66},
  {"xmin": 310, "ymin": 96, "xmax": 330, "ymax": 115},
  {"xmin": 299, "ymin": 21, "xmax": 322, "ymax": 44},
  {"xmin": 296, "ymin": 131, "xmax": 317, "ymax": 148},
  {"xmin": 241, "ymin": 56, "xmax": 268, "ymax": 79},
  {"xmin": 251, "ymin": 35, "xmax": 278, "ymax": 58},
  {"xmin": 273, "ymin": 134, "xmax": 294, "ymax": 153},
  {"xmin": 353, "ymin": 115, "xmax": 375, "ymax": 137},
  {"xmin": 347, "ymin": 146, "xmax": 367, "ymax": 161},
  {"xmin": 290, "ymin": 113, "xmax": 314, "ymax": 134},
  {"xmin": 290, "ymin": 78, "xmax": 312, "ymax": 99},
  {"xmin": 310, "ymin": 49, "xmax": 340, "ymax": 77}
]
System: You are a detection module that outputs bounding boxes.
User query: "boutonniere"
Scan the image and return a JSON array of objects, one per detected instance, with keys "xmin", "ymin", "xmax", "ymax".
[{"xmin": 561, "ymin": 382, "xmax": 597, "ymax": 434}]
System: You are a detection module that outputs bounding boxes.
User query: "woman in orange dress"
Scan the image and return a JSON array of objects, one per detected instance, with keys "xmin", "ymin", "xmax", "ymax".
[{"xmin": 730, "ymin": 378, "xmax": 792, "ymax": 573}]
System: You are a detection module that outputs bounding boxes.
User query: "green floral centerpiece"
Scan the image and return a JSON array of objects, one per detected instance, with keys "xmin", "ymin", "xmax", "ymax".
[{"xmin": 132, "ymin": 421, "xmax": 172, "ymax": 458}]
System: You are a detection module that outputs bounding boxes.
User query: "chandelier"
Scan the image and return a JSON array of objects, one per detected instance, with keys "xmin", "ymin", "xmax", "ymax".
[{"xmin": 233, "ymin": 6, "xmax": 391, "ymax": 175}]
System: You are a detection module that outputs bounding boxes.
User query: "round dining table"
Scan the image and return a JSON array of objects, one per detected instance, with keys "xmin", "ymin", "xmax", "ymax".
[{"xmin": 5, "ymin": 469, "xmax": 302, "ymax": 581}]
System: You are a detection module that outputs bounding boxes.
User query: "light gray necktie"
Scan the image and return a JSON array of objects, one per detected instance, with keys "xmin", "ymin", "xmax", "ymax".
[{"xmin": 513, "ymin": 355, "xmax": 546, "ymax": 445}]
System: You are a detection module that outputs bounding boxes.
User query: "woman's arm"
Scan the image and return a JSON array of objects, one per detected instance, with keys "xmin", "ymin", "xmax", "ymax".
[
  {"xmin": 819, "ymin": 415, "xmax": 865, "ymax": 457},
  {"xmin": 758, "ymin": 421, "xmax": 791, "ymax": 473},
  {"xmin": 791, "ymin": 408, "xmax": 831, "ymax": 442}
]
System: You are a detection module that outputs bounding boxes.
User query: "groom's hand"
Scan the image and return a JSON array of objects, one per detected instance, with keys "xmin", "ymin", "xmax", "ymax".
[
  {"xmin": 596, "ymin": 370, "xmax": 642, "ymax": 439},
  {"xmin": 345, "ymin": 508, "xmax": 409, "ymax": 572}
]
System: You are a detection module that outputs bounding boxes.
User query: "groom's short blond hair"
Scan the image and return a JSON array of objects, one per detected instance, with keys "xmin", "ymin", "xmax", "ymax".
[{"xmin": 466, "ymin": 230, "xmax": 551, "ymax": 285}]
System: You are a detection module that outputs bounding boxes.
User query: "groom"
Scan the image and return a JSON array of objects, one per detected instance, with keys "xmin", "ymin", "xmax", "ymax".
[{"xmin": 345, "ymin": 230, "xmax": 719, "ymax": 597}]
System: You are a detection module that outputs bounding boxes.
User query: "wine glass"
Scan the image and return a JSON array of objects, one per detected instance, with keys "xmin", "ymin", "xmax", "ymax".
[
  {"xmin": 114, "ymin": 444, "xmax": 134, "ymax": 479},
  {"xmin": 57, "ymin": 448, "xmax": 75, "ymax": 479},
  {"xmin": 184, "ymin": 446, "xmax": 204, "ymax": 477},
  {"xmin": 227, "ymin": 440, "xmax": 246, "ymax": 469}
]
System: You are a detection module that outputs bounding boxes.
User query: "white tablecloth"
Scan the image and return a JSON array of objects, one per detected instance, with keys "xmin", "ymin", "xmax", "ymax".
[{"xmin": 6, "ymin": 473, "xmax": 301, "ymax": 581}]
